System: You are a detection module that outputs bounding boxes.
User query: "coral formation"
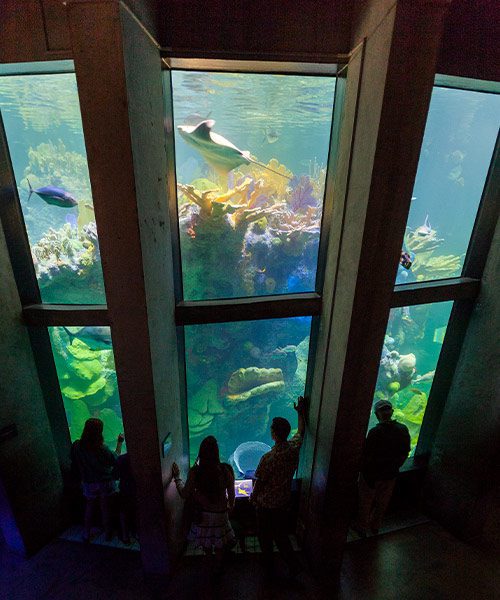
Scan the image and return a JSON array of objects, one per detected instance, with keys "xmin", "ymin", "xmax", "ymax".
[
  {"xmin": 31, "ymin": 222, "xmax": 104, "ymax": 303},
  {"xmin": 50, "ymin": 328, "xmax": 122, "ymax": 446},
  {"xmin": 404, "ymin": 220, "xmax": 462, "ymax": 281},
  {"xmin": 177, "ymin": 157, "xmax": 323, "ymax": 299},
  {"xmin": 226, "ymin": 367, "xmax": 285, "ymax": 403}
]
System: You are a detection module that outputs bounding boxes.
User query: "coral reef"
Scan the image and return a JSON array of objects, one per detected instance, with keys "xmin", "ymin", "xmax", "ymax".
[
  {"xmin": 404, "ymin": 220, "xmax": 462, "ymax": 281},
  {"xmin": 226, "ymin": 367, "xmax": 285, "ymax": 403},
  {"xmin": 31, "ymin": 221, "xmax": 104, "ymax": 303},
  {"xmin": 51, "ymin": 328, "xmax": 122, "ymax": 446},
  {"xmin": 177, "ymin": 156, "xmax": 323, "ymax": 299}
]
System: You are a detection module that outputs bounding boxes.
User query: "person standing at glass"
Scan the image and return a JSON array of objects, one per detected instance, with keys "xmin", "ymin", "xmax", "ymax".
[
  {"xmin": 353, "ymin": 399, "xmax": 410, "ymax": 536},
  {"xmin": 172, "ymin": 436, "xmax": 236, "ymax": 574},
  {"xmin": 71, "ymin": 418, "xmax": 124, "ymax": 542},
  {"xmin": 251, "ymin": 396, "xmax": 307, "ymax": 578}
]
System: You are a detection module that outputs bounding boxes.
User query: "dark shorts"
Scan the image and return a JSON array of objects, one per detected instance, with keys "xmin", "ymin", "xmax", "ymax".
[{"xmin": 82, "ymin": 480, "xmax": 117, "ymax": 499}]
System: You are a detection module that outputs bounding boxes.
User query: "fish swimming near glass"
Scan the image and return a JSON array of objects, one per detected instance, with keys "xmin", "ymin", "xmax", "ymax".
[
  {"xmin": 263, "ymin": 126, "xmax": 279, "ymax": 144},
  {"xmin": 27, "ymin": 178, "xmax": 78, "ymax": 208},
  {"xmin": 62, "ymin": 326, "xmax": 112, "ymax": 351},
  {"xmin": 177, "ymin": 119, "xmax": 291, "ymax": 180}
]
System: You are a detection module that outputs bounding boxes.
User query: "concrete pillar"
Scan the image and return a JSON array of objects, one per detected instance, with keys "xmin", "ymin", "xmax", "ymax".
[
  {"xmin": 424, "ymin": 218, "xmax": 500, "ymax": 551},
  {"xmin": 67, "ymin": 0, "xmax": 184, "ymax": 579},
  {"xmin": 300, "ymin": 0, "xmax": 452, "ymax": 586},
  {"xmin": 0, "ymin": 223, "xmax": 64, "ymax": 554}
]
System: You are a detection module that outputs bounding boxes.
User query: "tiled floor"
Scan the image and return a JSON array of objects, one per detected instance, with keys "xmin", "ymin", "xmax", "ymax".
[
  {"xmin": 59, "ymin": 525, "xmax": 140, "ymax": 552},
  {"xmin": 2, "ymin": 522, "xmax": 498, "ymax": 599}
]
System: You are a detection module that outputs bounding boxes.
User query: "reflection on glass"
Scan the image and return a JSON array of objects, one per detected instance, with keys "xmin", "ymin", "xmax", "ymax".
[
  {"xmin": 49, "ymin": 326, "xmax": 123, "ymax": 447},
  {"xmin": 396, "ymin": 86, "xmax": 500, "ymax": 285},
  {"xmin": 369, "ymin": 302, "xmax": 453, "ymax": 455},
  {"xmin": 185, "ymin": 317, "xmax": 311, "ymax": 473},
  {"xmin": 170, "ymin": 70, "xmax": 335, "ymax": 300},
  {"xmin": 0, "ymin": 67, "xmax": 106, "ymax": 303}
]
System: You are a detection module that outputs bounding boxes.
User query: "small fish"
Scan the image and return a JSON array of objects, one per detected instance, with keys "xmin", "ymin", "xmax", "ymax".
[
  {"xmin": 414, "ymin": 214, "xmax": 432, "ymax": 237},
  {"xmin": 263, "ymin": 127, "xmax": 279, "ymax": 144},
  {"xmin": 412, "ymin": 370, "xmax": 436, "ymax": 384},
  {"xmin": 62, "ymin": 326, "xmax": 112, "ymax": 351},
  {"xmin": 433, "ymin": 326, "xmax": 447, "ymax": 344},
  {"xmin": 27, "ymin": 178, "xmax": 78, "ymax": 208}
]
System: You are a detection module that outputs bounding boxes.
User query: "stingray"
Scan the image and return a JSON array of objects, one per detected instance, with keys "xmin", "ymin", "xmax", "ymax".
[{"xmin": 177, "ymin": 119, "xmax": 291, "ymax": 180}]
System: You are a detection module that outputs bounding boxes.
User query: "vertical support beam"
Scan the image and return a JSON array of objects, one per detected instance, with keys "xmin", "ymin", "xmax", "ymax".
[
  {"xmin": 68, "ymin": 0, "xmax": 183, "ymax": 579},
  {"xmin": 0, "ymin": 224, "xmax": 64, "ymax": 554},
  {"xmin": 303, "ymin": 0, "xmax": 451, "ymax": 587},
  {"xmin": 0, "ymin": 113, "xmax": 71, "ymax": 468}
]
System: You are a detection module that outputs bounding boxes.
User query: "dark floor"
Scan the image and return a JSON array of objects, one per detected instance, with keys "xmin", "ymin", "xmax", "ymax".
[{"xmin": 1, "ymin": 523, "xmax": 498, "ymax": 600}]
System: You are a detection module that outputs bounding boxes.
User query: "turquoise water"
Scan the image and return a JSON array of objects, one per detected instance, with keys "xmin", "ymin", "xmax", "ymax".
[
  {"xmin": 369, "ymin": 302, "xmax": 453, "ymax": 456},
  {"xmin": 0, "ymin": 68, "xmax": 106, "ymax": 304},
  {"xmin": 1, "ymin": 63, "xmax": 497, "ymax": 471},
  {"xmin": 49, "ymin": 327, "xmax": 124, "ymax": 448},
  {"xmin": 170, "ymin": 70, "xmax": 336, "ymax": 301},
  {"xmin": 185, "ymin": 317, "xmax": 311, "ymax": 470},
  {"xmin": 397, "ymin": 86, "xmax": 499, "ymax": 285}
]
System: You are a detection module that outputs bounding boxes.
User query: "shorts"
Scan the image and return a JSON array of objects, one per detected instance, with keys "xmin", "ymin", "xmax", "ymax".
[{"xmin": 82, "ymin": 480, "xmax": 117, "ymax": 499}]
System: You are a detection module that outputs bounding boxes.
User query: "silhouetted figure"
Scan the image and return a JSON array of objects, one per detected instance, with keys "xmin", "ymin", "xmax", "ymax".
[
  {"xmin": 354, "ymin": 399, "xmax": 410, "ymax": 536},
  {"xmin": 115, "ymin": 451, "xmax": 136, "ymax": 545},
  {"xmin": 71, "ymin": 418, "xmax": 124, "ymax": 542},
  {"xmin": 172, "ymin": 436, "xmax": 236, "ymax": 574},
  {"xmin": 251, "ymin": 396, "xmax": 306, "ymax": 578}
]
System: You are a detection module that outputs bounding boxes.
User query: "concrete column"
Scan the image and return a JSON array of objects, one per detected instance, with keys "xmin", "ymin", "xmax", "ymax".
[
  {"xmin": 67, "ymin": 0, "xmax": 183, "ymax": 579},
  {"xmin": 301, "ymin": 0, "xmax": 452, "ymax": 586},
  {"xmin": 424, "ymin": 219, "xmax": 500, "ymax": 551},
  {"xmin": 0, "ymin": 223, "xmax": 64, "ymax": 554}
]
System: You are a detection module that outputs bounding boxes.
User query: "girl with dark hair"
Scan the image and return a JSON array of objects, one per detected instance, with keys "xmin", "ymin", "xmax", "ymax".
[
  {"xmin": 172, "ymin": 436, "xmax": 236, "ymax": 570},
  {"xmin": 71, "ymin": 418, "xmax": 124, "ymax": 542}
]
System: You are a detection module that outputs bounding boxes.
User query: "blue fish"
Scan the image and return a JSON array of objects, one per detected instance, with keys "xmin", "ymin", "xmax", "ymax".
[
  {"xmin": 62, "ymin": 326, "xmax": 112, "ymax": 351},
  {"xmin": 27, "ymin": 178, "xmax": 78, "ymax": 208}
]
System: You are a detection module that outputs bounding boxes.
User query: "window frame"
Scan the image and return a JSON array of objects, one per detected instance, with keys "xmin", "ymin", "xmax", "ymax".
[{"xmin": 0, "ymin": 63, "xmax": 497, "ymax": 470}]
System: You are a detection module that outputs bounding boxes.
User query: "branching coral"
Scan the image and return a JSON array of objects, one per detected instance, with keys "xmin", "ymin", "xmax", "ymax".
[{"xmin": 405, "ymin": 225, "xmax": 462, "ymax": 280}]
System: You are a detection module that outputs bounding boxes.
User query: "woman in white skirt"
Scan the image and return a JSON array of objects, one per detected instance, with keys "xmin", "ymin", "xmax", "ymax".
[{"xmin": 172, "ymin": 436, "xmax": 236, "ymax": 571}]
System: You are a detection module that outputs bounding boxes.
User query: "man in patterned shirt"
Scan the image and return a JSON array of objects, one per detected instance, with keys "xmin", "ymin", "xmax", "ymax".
[{"xmin": 251, "ymin": 396, "xmax": 306, "ymax": 577}]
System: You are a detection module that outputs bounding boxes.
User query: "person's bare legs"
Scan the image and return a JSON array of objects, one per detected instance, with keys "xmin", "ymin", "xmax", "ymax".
[
  {"xmin": 100, "ymin": 494, "xmax": 113, "ymax": 540},
  {"xmin": 84, "ymin": 498, "xmax": 97, "ymax": 541}
]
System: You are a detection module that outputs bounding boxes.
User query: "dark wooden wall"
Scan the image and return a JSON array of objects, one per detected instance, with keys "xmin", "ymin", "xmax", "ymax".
[{"xmin": 1, "ymin": 0, "xmax": 498, "ymax": 82}]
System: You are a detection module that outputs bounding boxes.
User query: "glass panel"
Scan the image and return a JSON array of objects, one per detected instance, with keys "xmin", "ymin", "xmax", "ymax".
[
  {"xmin": 49, "ymin": 326, "xmax": 123, "ymax": 447},
  {"xmin": 397, "ymin": 86, "xmax": 500, "ymax": 285},
  {"xmin": 171, "ymin": 70, "xmax": 335, "ymax": 300},
  {"xmin": 369, "ymin": 301, "xmax": 453, "ymax": 456},
  {"xmin": 184, "ymin": 317, "xmax": 311, "ymax": 473},
  {"xmin": 0, "ymin": 68, "xmax": 106, "ymax": 303}
]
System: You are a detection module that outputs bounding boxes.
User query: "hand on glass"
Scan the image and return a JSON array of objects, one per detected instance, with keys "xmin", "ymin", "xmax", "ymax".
[
  {"xmin": 172, "ymin": 462, "xmax": 180, "ymax": 479},
  {"xmin": 294, "ymin": 396, "xmax": 307, "ymax": 414}
]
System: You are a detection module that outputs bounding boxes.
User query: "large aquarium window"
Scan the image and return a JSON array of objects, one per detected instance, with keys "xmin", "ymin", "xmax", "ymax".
[
  {"xmin": 0, "ymin": 67, "xmax": 106, "ymax": 304},
  {"xmin": 369, "ymin": 301, "xmax": 453, "ymax": 455},
  {"xmin": 49, "ymin": 326, "xmax": 123, "ymax": 446},
  {"xmin": 170, "ymin": 70, "xmax": 335, "ymax": 300},
  {"xmin": 396, "ymin": 86, "xmax": 500, "ymax": 285},
  {"xmin": 184, "ymin": 316, "xmax": 311, "ymax": 474}
]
